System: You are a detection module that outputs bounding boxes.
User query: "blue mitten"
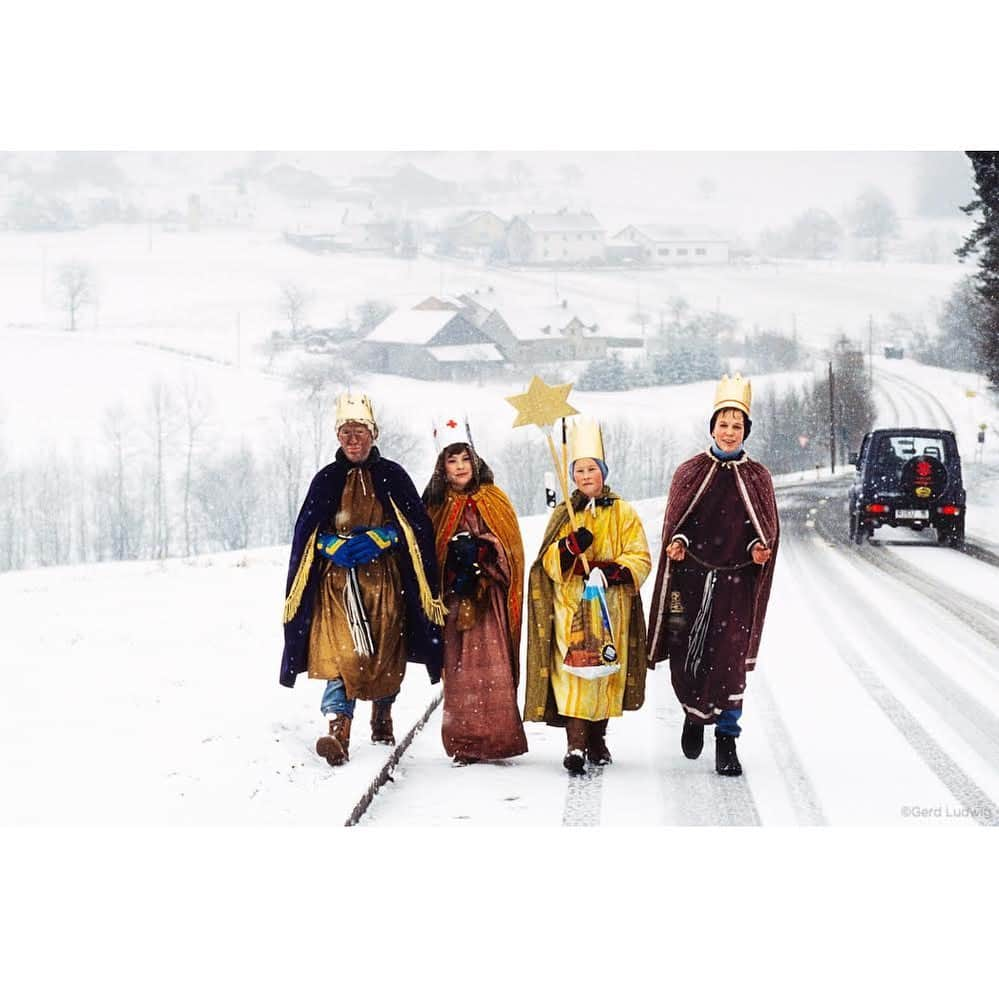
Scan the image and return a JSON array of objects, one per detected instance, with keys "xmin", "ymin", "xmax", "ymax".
[{"xmin": 317, "ymin": 526, "xmax": 397, "ymax": 568}]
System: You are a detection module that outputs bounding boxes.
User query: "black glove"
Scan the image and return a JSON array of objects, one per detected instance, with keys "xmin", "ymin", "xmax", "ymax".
[
  {"xmin": 451, "ymin": 568, "xmax": 478, "ymax": 597},
  {"xmin": 447, "ymin": 532, "xmax": 482, "ymax": 597},
  {"xmin": 594, "ymin": 561, "xmax": 632, "ymax": 587},
  {"xmin": 558, "ymin": 527, "xmax": 594, "ymax": 572},
  {"xmin": 447, "ymin": 532, "xmax": 479, "ymax": 572}
]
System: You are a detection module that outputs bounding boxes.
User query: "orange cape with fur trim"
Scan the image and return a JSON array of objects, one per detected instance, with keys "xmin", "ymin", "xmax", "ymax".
[{"xmin": 428, "ymin": 484, "xmax": 524, "ymax": 675}]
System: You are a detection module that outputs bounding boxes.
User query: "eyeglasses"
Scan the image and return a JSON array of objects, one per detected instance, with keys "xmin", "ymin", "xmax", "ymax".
[{"xmin": 338, "ymin": 429, "xmax": 371, "ymax": 442}]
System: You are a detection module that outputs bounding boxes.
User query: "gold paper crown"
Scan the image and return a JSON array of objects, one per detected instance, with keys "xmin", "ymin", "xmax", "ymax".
[
  {"xmin": 567, "ymin": 416, "xmax": 605, "ymax": 466},
  {"xmin": 713, "ymin": 373, "xmax": 752, "ymax": 418},
  {"xmin": 334, "ymin": 392, "xmax": 378, "ymax": 439}
]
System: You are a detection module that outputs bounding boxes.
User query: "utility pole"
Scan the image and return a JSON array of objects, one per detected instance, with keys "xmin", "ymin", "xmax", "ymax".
[
  {"xmin": 828, "ymin": 359, "xmax": 836, "ymax": 474},
  {"xmin": 868, "ymin": 314, "xmax": 874, "ymax": 390}
]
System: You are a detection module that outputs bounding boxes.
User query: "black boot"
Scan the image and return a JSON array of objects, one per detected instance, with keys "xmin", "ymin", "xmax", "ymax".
[
  {"xmin": 586, "ymin": 719, "xmax": 612, "ymax": 766},
  {"xmin": 681, "ymin": 716, "xmax": 704, "ymax": 760},
  {"xmin": 370, "ymin": 701, "xmax": 395, "ymax": 746},
  {"xmin": 563, "ymin": 718, "xmax": 588, "ymax": 775},
  {"xmin": 715, "ymin": 733, "xmax": 742, "ymax": 776}
]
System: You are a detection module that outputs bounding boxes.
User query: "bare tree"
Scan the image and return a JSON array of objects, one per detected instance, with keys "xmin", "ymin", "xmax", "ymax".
[
  {"xmin": 278, "ymin": 281, "xmax": 312, "ymax": 337},
  {"xmin": 193, "ymin": 442, "xmax": 259, "ymax": 551},
  {"xmin": 102, "ymin": 404, "xmax": 144, "ymax": 560},
  {"xmin": 355, "ymin": 299, "xmax": 393, "ymax": 336},
  {"xmin": 848, "ymin": 186, "xmax": 900, "ymax": 261},
  {"xmin": 56, "ymin": 261, "xmax": 95, "ymax": 331},
  {"xmin": 786, "ymin": 207, "xmax": 843, "ymax": 259},
  {"xmin": 26, "ymin": 452, "xmax": 70, "ymax": 566},
  {"xmin": 494, "ymin": 437, "xmax": 550, "ymax": 515},
  {"xmin": 178, "ymin": 376, "xmax": 213, "ymax": 557},
  {"xmin": 289, "ymin": 357, "xmax": 349, "ymax": 468},
  {"xmin": 558, "ymin": 163, "xmax": 584, "ymax": 186},
  {"xmin": 144, "ymin": 380, "xmax": 180, "ymax": 559},
  {"xmin": 506, "ymin": 159, "xmax": 532, "ymax": 189}
]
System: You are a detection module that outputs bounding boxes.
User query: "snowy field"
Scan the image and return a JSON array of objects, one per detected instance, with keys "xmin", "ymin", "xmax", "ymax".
[{"xmin": 0, "ymin": 224, "xmax": 979, "ymax": 475}]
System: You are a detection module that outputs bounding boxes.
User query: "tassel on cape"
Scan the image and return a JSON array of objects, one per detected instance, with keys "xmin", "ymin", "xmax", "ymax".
[
  {"xmin": 283, "ymin": 526, "xmax": 318, "ymax": 624},
  {"xmin": 390, "ymin": 496, "xmax": 448, "ymax": 627}
]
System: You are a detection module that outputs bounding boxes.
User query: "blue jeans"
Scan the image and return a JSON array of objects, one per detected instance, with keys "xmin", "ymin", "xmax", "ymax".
[
  {"xmin": 716, "ymin": 707, "xmax": 743, "ymax": 738},
  {"xmin": 321, "ymin": 678, "xmax": 396, "ymax": 720}
]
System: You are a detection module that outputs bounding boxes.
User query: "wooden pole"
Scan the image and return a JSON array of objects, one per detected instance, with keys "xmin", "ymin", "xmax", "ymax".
[{"xmin": 544, "ymin": 432, "xmax": 591, "ymax": 575}]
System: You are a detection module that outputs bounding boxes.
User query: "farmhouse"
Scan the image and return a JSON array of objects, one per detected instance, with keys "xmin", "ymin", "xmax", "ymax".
[
  {"xmin": 613, "ymin": 224, "xmax": 730, "ymax": 264},
  {"xmin": 359, "ymin": 307, "xmax": 504, "ymax": 381},
  {"xmin": 506, "ymin": 210, "xmax": 605, "ymax": 265}
]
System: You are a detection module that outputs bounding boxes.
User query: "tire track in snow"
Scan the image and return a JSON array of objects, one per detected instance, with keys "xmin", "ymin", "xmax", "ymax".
[
  {"xmin": 875, "ymin": 368, "xmax": 956, "ymax": 432},
  {"xmin": 871, "ymin": 379, "xmax": 902, "ymax": 427},
  {"xmin": 648, "ymin": 672, "xmax": 761, "ymax": 826},
  {"xmin": 752, "ymin": 670, "xmax": 828, "ymax": 825},
  {"xmin": 813, "ymin": 499, "xmax": 999, "ymax": 655},
  {"xmin": 561, "ymin": 766, "xmax": 604, "ymax": 826},
  {"xmin": 783, "ymin": 499, "xmax": 999, "ymax": 826}
]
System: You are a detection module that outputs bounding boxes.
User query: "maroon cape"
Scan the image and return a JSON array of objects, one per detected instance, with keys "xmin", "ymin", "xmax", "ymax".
[{"xmin": 647, "ymin": 450, "xmax": 779, "ymax": 669}]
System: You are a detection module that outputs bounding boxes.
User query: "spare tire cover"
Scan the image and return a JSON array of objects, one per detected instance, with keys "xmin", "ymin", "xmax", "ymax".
[{"xmin": 900, "ymin": 454, "xmax": 948, "ymax": 500}]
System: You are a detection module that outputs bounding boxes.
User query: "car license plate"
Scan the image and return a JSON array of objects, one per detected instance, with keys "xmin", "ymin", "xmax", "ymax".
[{"xmin": 897, "ymin": 509, "xmax": 928, "ymax": 519}]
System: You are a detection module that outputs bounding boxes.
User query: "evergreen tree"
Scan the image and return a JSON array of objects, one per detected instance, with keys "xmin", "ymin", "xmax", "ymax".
[
  {"xmin": 577, "ymin": 352, "xmax": 628, "ymax": 391},
  {"xmin": 956, "ymin": 152, "xmax": 999, "ymax": 390},
  {"xmin": 917, "ymin": 275, "xmax": 986, "ymax": 371}
]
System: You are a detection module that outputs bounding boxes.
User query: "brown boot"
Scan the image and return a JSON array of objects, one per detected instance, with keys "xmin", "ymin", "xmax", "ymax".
[
  {"xmin": 563, "ymin": 718, "xmax": 589, "ymax": 775},
  {"xmin": 370, "ymin": 701, "xmax": 396, "ymax": 746},
  {"xmin": 316, "ymin": 714, "xmax": 351, "ymax": 766},
  {"xmin": 586, "ymin": 719, "xmax": 612, "ymax": 766}
]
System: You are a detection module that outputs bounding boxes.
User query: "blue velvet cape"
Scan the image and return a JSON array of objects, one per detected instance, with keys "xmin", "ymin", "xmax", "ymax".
[{"xmin": 279, "ymin": 446, "xmax": 443, "ymax": 688}]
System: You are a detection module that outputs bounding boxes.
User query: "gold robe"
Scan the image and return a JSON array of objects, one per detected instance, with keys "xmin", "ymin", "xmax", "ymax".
[
  {"xmin": 306, "ymin": 466, "xmax": 406, "ymax": 700},
  {"xmin": 525, "ymin": 490, "xmax": 651, "ymax": 723}
]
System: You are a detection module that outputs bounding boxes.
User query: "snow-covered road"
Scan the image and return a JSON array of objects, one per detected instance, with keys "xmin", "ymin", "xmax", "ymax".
[{"xmin": 361, "ymin": 363, "xmax": 999, "ymax": 826}]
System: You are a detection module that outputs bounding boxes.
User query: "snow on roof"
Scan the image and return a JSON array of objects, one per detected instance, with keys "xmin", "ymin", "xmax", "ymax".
[
  {"xmin": 446, "ymin": 209, "xmax": 505, "ymax": 228},
  {"xmin": 364, "ymin": 310, "xmax": 456, "ymax": 345},
  {"xmin": 617, "ymin": 223, "xmax": 729, "ymax": 243},
  {"xmin": 427, "ymin": 343, "xmax": 504, "ymax": 363},
  {"xmin": 514, "ymin": 211, "xmax": 604, "ymax": 234}
]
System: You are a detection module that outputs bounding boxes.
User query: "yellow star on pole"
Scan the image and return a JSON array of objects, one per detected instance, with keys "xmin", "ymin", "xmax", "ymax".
[{"xmin": 505, "ymin": 375, "xmax": 579, "ymax": 429}]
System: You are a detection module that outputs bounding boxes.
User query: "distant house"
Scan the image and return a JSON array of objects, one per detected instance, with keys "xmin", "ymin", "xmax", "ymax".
[
  {"xmin": 604, "ymin": 238, "xmax": 644, "ymax": 265},
  {"xmin": 262, "ymin": 164, "xmax": 335, "ymax": 202},
  {"xmin": 478, "ymin": 302, "xmax": 610, "ymax": 363},
  {"xmin": 614, "ymin": 224, "xmax": 730, "ymax": 264},
  {"xmin": 359, "ymin": 308, "xmax": 504, "ymax": 380},
  {"xmin": 352, "ymin": 164, "xmax": 458, "ymax": 204},
  {"xmin": 341, "ymin": 220, "xmax": 397, "ymax": 252},
  {"xmin": 441, "ymin": 210, "xmax": 507, "ymax": 252},
  {"xmin": 284, "ymin": 212, "xmax": 398, "ymax": 255},
  {"xmin": 506, "ymin": 210, "xmax": 605, "ymax": 265}
]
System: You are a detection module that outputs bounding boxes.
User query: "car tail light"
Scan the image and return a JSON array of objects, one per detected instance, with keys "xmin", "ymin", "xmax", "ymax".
[
  {"xmin": 866, "ymin": 503, "xmax": 890, "ymax": 514},
  {"xmin": 937, "ymin": 505, "xmax": 962, "ymax": 516}
]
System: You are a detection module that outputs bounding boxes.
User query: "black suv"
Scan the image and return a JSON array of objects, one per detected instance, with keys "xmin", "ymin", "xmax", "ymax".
[{"xmin": 848, "ymin": 427, "xmax": 966, "ymax": 546}]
